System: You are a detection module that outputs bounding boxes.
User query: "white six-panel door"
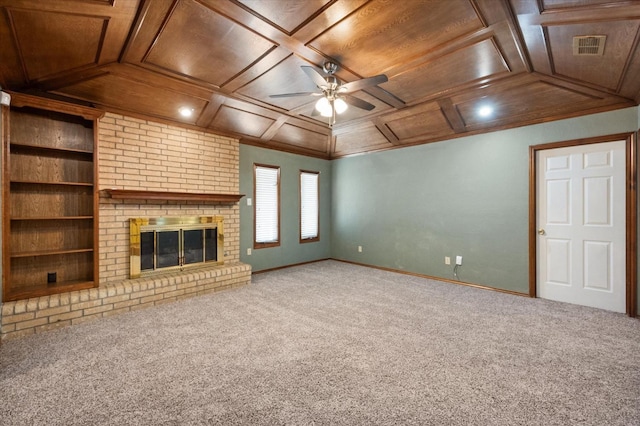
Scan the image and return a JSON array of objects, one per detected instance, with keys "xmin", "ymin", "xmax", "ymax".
[{"xmin": 537, "ymin": 141, "xmax": 626, "ymax": 313}]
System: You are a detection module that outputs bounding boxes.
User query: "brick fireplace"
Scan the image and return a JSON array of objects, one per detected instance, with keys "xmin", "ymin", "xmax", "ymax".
[{"xmin": 0, "ymin": 113, "xmax": 251, "ymax": 340}]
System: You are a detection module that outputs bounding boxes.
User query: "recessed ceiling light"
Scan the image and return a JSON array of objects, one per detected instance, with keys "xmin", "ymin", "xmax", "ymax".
[
  {"xmin": 478, "ymin": 105, "xmax": 494, "ymax": 118},
  {"xmin": 179, "ymin": 106, "xmax": 194, "ymax": 118}
]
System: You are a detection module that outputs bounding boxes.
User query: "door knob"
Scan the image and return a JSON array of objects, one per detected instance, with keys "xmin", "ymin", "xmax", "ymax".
[{"xmin": 538, "ymin": 229, "xmax": 546, "ymax": 235}]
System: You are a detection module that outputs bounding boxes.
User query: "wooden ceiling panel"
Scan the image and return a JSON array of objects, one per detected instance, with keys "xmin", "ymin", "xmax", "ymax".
[
  {"xmin": 211, "ymin": 106, "xmax": 275, "ymax": 138},
  {"xmin": 144, "ymin": 0, "xmax": 275, "ymax": 87},
  {"xmin": 456, "ymin": 80, "xmax": 600, "ymax": 129},
  {"xmin": 234, "ymin": 0, "xmax": 331, "ymax": 35},
  {"xmin": 309, "ymin": 0, "xmax": 484, "ymax": 76},
  {"xmin": 273, "ymin": 123, "xmax": 329, "ymax": 153},
  {"xmin": 547, "ymin": 20, "xmax": 640, "ymax": 92},
  {"xmin": 333, "ymin": 122, "xmax": 392, "ymax": 156},
  {"xmin": 6, "ymin": 8, "xmax": 107, "ymax": 81},
  {"xmin": 53, "ymin": 74, "xmax": 208, "ymax": 124},
  {"xmin": 237, "ymin": 55, "xmax": 320, "ymax": 110},
  {"xmin": 1, "ymin": 0, "xmax": 638, "ymax": 158},
  {"xmin": 383, "ymin": 103, "xmax": 453, "ymax": 142},
  {"xmin": 381, "ymin": 38, "xmax": 510, "ymax": 103}
]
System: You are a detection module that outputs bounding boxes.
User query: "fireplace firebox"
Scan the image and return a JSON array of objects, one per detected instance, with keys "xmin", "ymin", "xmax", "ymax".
[{"xmin": 130, "ymin": 216, "xmax": 223, "ymax": 278}]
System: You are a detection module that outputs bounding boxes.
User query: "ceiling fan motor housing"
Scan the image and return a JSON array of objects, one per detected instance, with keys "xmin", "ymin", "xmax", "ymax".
[{"xmin": 322, "ymin": 61, "xmax": 338, "ymax": 75}]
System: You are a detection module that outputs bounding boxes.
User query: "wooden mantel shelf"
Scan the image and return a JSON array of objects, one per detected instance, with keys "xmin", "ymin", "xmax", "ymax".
[{"xmin": 104, "ymin": 189, "xmax": 245, "ymax": 203}]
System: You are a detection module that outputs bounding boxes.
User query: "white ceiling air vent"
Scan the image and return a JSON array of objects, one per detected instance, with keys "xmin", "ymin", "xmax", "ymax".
[{"xmin": 572, "ymin": 35, "xmax": 606, "ymax": 56}]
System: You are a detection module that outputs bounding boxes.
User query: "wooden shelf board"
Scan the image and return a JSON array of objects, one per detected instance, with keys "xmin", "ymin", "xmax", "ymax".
[
  {"xmin": 11, "ymin": 180, "xmax": 93, "ymax": 187},
  {"xmin": 11, "ymin": 216, "xmax": 94, "ymax": 221},
  {"xmin": 11, "ymin": 248, "xmax": 94, "ymax": 258},
  {"xmin": 10, "ymin": 142, "xmax": 93, "ymax": 156},
  {"xmin": 105, "ymin": 189, "xmax": 245, "ymax": 203},
  {"xmin": 8, "ymin": 91, "xmax": 104, "ymax": 120},
  {"xmin": 5, "ymin": 280, "xmax": 96, "ymax": 302}
]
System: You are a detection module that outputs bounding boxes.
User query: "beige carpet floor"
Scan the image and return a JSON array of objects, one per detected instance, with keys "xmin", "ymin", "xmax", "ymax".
[{"xmin": 1, "ymin": 260, "xmax": 639, "ymax": 425}]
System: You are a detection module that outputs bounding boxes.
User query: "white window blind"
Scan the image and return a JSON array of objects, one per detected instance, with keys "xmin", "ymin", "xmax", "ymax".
[
  {"xmin": 255, "ymin": 165, "xmax": 279, "ymax": 244},
  {"xmin": 300, "ymin": 171, "xmax": 319, "ymax": 240}
]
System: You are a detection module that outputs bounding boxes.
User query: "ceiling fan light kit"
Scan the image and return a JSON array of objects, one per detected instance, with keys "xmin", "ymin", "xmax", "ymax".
[
  {"xmin": 315, "ymin": 97, "xmax": 331, "ymax": 116},
  {"xmin": 334, "ymin": 98, "xmax": 348, "ymax": 114},
  {"xmin": 270, "ymin": 60, "xmax": 388, "ymax": 126},
  {"xmin": 315, "ymin": 97, "xmax": 348, "ymax": 117}
]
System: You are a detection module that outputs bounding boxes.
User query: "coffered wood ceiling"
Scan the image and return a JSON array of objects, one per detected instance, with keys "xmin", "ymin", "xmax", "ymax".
[{"xmin": 1, "ymin": 0, "xmax": 639, "ymax": 158}]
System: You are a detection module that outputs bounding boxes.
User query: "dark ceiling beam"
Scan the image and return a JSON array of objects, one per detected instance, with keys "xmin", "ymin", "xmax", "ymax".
[
  {"xmin": 221, "ymin": 47, "xmax": 292, "ymax": 93},
  {"xmin": 31, "ymin": 64, "xmax": 110, "ymax": 92},
  {"xmin": 500, "ymin": 0, "xmax": 533, "ymax": 73},
  {"xmin": 118, "ymin": 0, "xmax": 153, "ymax": 63},
  {"xmin": 373, "ymin": 117, "xmax": 400, "ymax": 145},
  {"xmin": 196, "ymin": 93, "xmax": 226, "ymax": 128},
  {"xmin": 437, "ymin": 98, "xmax": 467, "ymax": 133},
  {"xmin": 260, "ymin": 116, "xmax": 289, "ymax": 141}
]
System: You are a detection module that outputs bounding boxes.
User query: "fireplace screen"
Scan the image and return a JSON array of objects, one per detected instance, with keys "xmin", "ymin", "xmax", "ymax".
[{"xmin": 130, "ymin": 216, "xmax": 223, "ymax": 278}]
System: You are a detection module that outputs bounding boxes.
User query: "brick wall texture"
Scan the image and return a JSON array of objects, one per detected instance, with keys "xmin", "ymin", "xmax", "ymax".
[
  {"xmin": 1, "ymin": 112, "xmax": 250, "ymax": 340},
  {"xmin": 99, "ymin": 113, "xmax": 242, "ymax": 283}
]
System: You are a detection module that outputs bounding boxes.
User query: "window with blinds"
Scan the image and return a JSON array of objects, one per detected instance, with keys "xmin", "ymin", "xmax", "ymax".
[
  {"xmin": 254, "ymin": 164, "xmax": 280, "ymax": 248},
  {"xmin": 300, "ymin": 170, "xmax": 319, "ymax": 242}
]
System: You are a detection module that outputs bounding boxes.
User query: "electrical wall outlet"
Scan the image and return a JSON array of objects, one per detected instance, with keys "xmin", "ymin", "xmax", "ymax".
[
  {"xmin": 358, "ymin": 246, "xmax": 362, "ymax": 253},
  {"xmin": 247, "ymin": 248, "xmax": 252, "ymax": 256},
  {"xmin": 445, "ymin": 256, "xmax": 451, "ymax": 265},
  {"xmin": 456, "ymin": 255, "xmax": 463, "ymax": 265}
]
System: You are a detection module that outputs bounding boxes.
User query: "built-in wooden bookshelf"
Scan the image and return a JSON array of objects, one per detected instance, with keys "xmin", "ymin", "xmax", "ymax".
[{"xmin": 2, "ymin": 93, "xmax": 103, "ymax": 301}]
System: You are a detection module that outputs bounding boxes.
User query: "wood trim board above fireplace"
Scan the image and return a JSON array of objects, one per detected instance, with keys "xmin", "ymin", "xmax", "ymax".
[{"xmin": 104, "ymin": 189, "xmax": 244, "ymax": 203}]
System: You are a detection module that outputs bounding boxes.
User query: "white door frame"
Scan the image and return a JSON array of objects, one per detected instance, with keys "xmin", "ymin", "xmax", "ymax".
[{"xmin": 529, "ymin": 132, "xmax": 637, "ymax": 317}]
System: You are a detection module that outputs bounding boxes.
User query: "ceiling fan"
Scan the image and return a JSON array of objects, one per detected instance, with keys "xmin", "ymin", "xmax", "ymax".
[{"xmin": 269, "ymin": 61, "xmax": 388, "ymax": 126}]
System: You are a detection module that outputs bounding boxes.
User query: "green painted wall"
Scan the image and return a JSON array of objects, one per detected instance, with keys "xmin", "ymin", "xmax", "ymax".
[
  {"xmin": 331, "ymin": 107, "xmax": 639, "ymax": 298},
  {"xmin": 239, "ymin": 144, "xmax": 332, "ymax": 271}
]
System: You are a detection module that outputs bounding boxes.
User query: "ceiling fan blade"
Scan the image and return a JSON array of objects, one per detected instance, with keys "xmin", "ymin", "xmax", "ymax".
[
  {"xmin": 269, "ymin": 92, "xmax": 321, "ymax": 98},
  {"xmin": 301, "ymin": 65, "xmax": 328, "ymax": 89},
  {"xmin": 342, "ymin": 94, "xmax": 375, "ymax": 111},
  {"xmin": 340, "ymin": 74, "xmax": 388, "ymax": 93}
]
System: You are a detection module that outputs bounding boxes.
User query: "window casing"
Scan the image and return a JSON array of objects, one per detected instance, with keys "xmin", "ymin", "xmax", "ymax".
[
  {"xmin": 254, "ymin": 164, "xmax": 280, "ymax": 248},
  {"xmin": 300, "ymin": 170, "xmax": 319, "ymax": 243}
]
